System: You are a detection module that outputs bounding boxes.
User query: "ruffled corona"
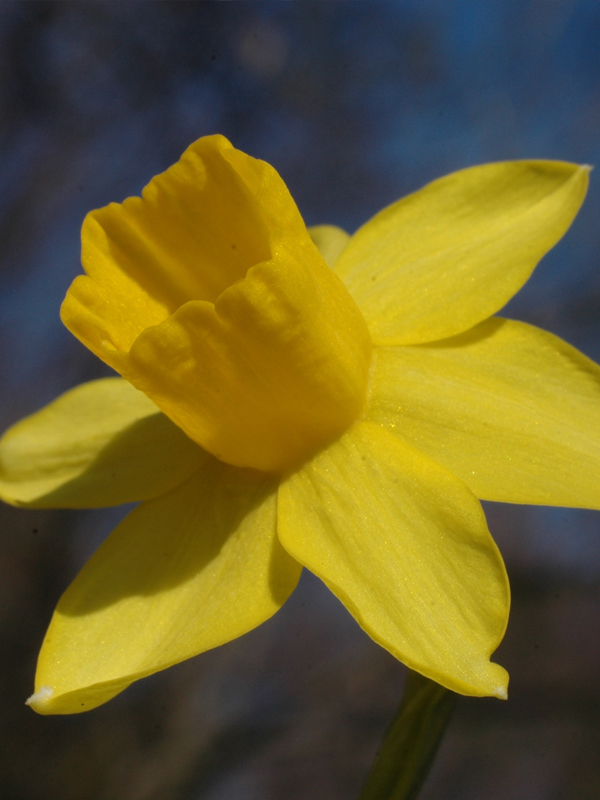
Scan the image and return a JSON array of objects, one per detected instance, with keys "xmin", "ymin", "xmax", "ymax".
[{"xmin": 61, "ymin": 135, "xmax": 372, "ymax": 472}]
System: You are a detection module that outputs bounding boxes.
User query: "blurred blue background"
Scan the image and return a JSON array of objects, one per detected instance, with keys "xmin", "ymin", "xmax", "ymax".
[{"xmin": 1, "ymin": 2, "xmax": 600, "ymax": 798}]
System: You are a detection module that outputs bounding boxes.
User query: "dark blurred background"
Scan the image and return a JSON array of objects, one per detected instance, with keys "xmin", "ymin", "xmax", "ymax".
[{"xmin": 1, "ymin": 2, "xmax": 600, "ymax": 798}]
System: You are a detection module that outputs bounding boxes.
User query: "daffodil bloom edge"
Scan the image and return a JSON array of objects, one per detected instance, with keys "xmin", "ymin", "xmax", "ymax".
[{"xmin": 0, "ymin": 135, "xmax": 596, "ymax": 715}]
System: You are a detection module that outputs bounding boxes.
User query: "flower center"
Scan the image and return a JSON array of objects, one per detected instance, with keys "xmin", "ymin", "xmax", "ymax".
[
  {"xmin": 60, "ymin": 135, "xmax": 372, "ymax": 472},
  {"xmin": 124, "ymin": 239, "xmax": 373, "ymax": 473}
]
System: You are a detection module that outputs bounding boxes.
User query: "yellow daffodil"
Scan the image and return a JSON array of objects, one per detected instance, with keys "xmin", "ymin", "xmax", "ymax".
[{"xmin": 1, "ymin": 135, "xmax": 596, "ymax": 716}]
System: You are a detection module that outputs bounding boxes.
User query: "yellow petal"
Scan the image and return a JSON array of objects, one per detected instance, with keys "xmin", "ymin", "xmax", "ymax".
[
  {"xmin": 278, "ymin": 420, "xmax": 509, "ymax": 698},
  {"xmin": 62, "ymin": 136, "xmax": 371, "ymax": 472},
  {"xmin": 0, "ymin": 378, "xmax": 203, "ymax": 508},
  {"xmin": 308, "ymin": 224, "xmax": 350, "ymax": 267},
  {"xmin": 335, "ymin": 161, "xmax": 589, "ymax": 345},
  {"xmin": 29, "ymin": 463, "xmax": 301, "ymax": 714},
  {"xmin": 368, "ymin": 318, "xmax": 600, "ymax": 507}
]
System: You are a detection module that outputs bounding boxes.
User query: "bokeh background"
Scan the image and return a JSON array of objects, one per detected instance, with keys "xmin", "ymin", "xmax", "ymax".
[{"xmin": 1, "ymin": 2, "xmax": 600, "ymax": 798}]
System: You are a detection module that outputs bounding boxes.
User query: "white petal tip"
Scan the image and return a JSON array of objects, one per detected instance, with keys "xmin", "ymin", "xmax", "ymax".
[
  {"xmin": 25, "ymin": 685, "xmax": 54, "ymax": 710},
  {"xmin": 492, "ymin": 685, "xmax": 508, "ymax": 700}
]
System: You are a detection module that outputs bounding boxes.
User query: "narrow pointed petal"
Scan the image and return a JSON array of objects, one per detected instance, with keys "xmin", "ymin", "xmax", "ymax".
[
  {"xmin": 278, "ymin": 421, "xmax": 509, "ymax": 698},
  {"xmin": 335, "ymin": 161, "xmax": 589, "ymax": 344},
  {"xmin": 368, "ymin": 318, "xmax": 600, "ymax": 507},
  {"xmin": 308, "ymin": 225, "xmax": 350, "ymax": 268},
  {"xmin": 29, "ymin": 464, "xmax": 300, "ymax": 714},
  {"xmin": 0, "ymin": 378, "xmax": 203, "ymax": 508}
]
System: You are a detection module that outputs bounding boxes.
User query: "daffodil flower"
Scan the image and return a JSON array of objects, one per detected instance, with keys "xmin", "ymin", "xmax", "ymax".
[{"xmin": 1, "ymin": 136, "xmax": 596, "ymax": 716}]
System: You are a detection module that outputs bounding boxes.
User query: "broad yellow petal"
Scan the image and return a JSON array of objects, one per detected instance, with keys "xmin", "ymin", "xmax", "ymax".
[
  {"xmin": 308, "ymin": 225, "xmax": 350, "ymax": 267},
  {"xmin": 29, "ymin": 463, "xmax": 301, "ymax": 714},
  {"xmin": 278, "ymin": 421, "xmax": 509, "ymax": 698},
  {"xmin": 0, "ymin": 378, "xmax": 203, "ymax": 508},
  {"xmin": 368, "ymin": 318, "xmax": 600, "ymax": 507},
  {"xmin": 335, "ymin": 161, "xmax": 589, "ymax": 344}
]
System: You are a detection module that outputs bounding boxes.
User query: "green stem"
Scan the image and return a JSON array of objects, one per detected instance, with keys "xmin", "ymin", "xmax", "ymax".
[{"xmin": 358, "ymin": 671, "xmax": 456, "ymax": 800}]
